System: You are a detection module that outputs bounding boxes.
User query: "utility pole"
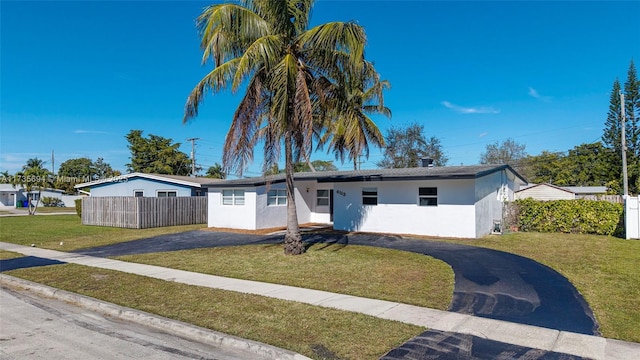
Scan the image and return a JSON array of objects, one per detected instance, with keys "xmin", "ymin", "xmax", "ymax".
[
  {"xmin": 51, "ymin": 150, "xmax": 55, "ymax": 176},
  {"xmin": 186, "ymin": 138, "xmax": 200, "ymax": 177},
  {"xmin": 620, "ymin": 92, "xmax": 629, "ymax": 197}
]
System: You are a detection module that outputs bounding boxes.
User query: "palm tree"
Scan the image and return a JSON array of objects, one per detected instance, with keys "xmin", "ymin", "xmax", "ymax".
[
  {"xmin": 183, "ymin": 0, "xmax": 378, "ymax": 254},
  {"xmin": 317, "ymin": 60, "xmax": 390, "ymax": 169},
  {"xmin": 12, "ymin": 157, "xmax": 52, "ymax": 215}
]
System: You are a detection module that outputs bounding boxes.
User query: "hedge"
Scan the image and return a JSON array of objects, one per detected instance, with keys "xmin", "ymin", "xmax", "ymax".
[
  {"xmin": 74, "ymin": 198, "xmax": 82, "ymax": 217},
  {"xmin": 514, "ymin": 198, "xmax": 624, "ymax": 236}
]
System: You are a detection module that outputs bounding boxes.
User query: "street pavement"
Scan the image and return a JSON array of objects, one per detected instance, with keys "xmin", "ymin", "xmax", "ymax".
[
  {"xmin": 0, "ymin": 285, "xmax": 271, "ymax": 360},
  {"xmin": 1, "ymin": 231, "xmax": 639, "ymax": 359}
]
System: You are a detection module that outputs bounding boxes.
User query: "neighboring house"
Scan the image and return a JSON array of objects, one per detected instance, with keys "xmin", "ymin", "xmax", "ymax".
[
  {"xmin": 75, "ymin": 173, "xmax": 217, "ymax": 197},
  {"xmin": 205, "ymin": 164, "xmax": 527, "ymax": 239},
  {"xmin": 0, "ymin": 184, "xmax": 81, "ymax": 208},
  {"xmin": 515, "ymin": 184, "xmax": 609, "ymax": 201},
  {"xmin": 515, "ymin": 183, "xmax": 575, "ymax": 201}
]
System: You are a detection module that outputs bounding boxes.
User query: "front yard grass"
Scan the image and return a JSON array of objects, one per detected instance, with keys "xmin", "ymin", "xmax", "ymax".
[
  {"xmin": 0, "ymin": 215, "xmax": 205, "ymax": 250},
  {"xmin": 4, "ymin": 263, "xmax": 424, "ymax": 359},
  {"xmin": 441, "ymin": 232, "xmax": 640, "ymax": 343},
  {"xmin": 115, "ymin": 243, "xmax": 454, "ymax": 309}
]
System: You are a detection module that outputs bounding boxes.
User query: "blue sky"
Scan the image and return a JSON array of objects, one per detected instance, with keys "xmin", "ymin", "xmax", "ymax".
[{"xmin": 2, "ymin": 0, "xmax": 639, "ymax": 177}]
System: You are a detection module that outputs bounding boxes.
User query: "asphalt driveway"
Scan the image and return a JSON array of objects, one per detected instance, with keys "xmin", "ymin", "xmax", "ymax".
[{"xmin": 75, "ymin": 230, "xmax": 599, "ymax": 336}]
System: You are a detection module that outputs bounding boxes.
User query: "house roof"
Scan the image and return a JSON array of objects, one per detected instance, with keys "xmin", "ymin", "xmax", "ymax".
[
  {"xmin": 515, "ymin": 183, "xmax": 574, "ymax": 194},
  {"xmin": 517, "ymin": 184, "xmax": 608, "ymax": 195},
  {"xmin": 205, "ymin": 164, "xmax": 527, "ymax": 188},
  {"xmin": 74, "ymin": 173, "xmax": 222, "ymax": 189}
]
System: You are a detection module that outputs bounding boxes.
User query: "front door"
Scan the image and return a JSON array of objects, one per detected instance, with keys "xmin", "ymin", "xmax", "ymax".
[{"xmin": 330, "ymin": 190, "xmax": 334, "ymax": 222}]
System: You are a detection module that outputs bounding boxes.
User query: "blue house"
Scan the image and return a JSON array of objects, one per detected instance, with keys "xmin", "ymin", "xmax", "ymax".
[{"xmin": 75, "ymin": 173, "xmax": 217, "ymax": 197}]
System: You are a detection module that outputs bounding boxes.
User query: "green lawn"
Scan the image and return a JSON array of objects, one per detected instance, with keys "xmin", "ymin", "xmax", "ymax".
[
  {"xmin": 2, "ymin": 215, "xmax": 639, "ymax": 346},
  {"xmin": 5, "ymin": 263, "xmax": 423, "ymax": 359},
  {"xmin": 0, "ymin": 215, "xmax": 206, "ymax": 250},
  {"xmin": 116, "ymin": 243, "xmax": 454, "ymax": 309}
]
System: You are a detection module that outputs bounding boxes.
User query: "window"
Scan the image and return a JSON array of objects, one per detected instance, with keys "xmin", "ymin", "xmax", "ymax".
[
  {"xmin": 157, "ymin": 191, "xmax": 177, "ymax": 197},
  {"xmin": 316, "ymin": 189, "xmax": 330, "ymax": 206},
  {"xmin": 222, "ymin": 189, "xmax": 245, "ymax": 205},
  {"xmin": 267, "ymin": 189, "xmax": 287, "ymax": 206},
  {"xmin": 419, "ymin": 187, "xmax": 438, "ymax": 206},
  {"xmin": 362, "ymin": 187, "xmax": 378, "ymax": 205},
  {"xmin": 134, "ymin": 190, "xmax": 144, "ymax": 197}
]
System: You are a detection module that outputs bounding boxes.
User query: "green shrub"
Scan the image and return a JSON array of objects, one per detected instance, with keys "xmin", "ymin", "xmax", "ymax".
[
  {"xmin": 75, "ymin": 198, "xmax": 82, "ymax": 217},
  {"xmin": 515, "ymin": 198, "xmax": 624, "ymax": 236},
  {"xmin": 42, "ymin": 197, "xmax": 64, "ymax": 207}
]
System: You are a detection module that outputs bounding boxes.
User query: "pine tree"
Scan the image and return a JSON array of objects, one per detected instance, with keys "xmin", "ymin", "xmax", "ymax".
[
  {"xmin": 624, "ymin": 60, "xmax": 639, "ymax": 158},
  {"xmin": 602, "ymin": 78, "xmax": 623, "ymax": 154}
]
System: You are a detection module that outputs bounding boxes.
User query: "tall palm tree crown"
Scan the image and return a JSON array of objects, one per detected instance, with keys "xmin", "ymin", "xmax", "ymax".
[{"xmin": 183, "ymin": 0, "xmax": 386, "ymax": 254}]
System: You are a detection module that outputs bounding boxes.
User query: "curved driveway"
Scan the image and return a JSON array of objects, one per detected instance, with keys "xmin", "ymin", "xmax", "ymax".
[{"xmin": 75, "ymin": 230, "xmax": 599, "ymax": 336}]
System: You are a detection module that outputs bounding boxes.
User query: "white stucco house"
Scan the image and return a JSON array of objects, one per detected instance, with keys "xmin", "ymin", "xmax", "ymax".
[
  {"xmin": 205, "ymin": 164, "xmax": 527, "ymax": 239},
  {"xmin": 0, "ymin": 184, "xmax": 81, "ymax": 208},
  {"xmin": 75, "ymin": 173, "xmax": 218, "ymax": 197}
]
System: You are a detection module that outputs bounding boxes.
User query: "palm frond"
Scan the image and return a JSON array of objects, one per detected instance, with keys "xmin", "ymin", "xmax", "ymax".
[
  {"xmin": 198, "ymin": 3, "xmax": 270, "ymax": 66},
  {"xmin": 233, "ymin": 34, "xmax": 283, "ymax": 91},
  {"xmin": 183, "ymin": 58, "xmax": 240, "ymax": 123}
]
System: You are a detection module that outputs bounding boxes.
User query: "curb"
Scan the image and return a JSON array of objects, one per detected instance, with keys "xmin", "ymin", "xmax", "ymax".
[{"xmin": 0, "ymin": 274, "xmax": 312, "ymax": 360}]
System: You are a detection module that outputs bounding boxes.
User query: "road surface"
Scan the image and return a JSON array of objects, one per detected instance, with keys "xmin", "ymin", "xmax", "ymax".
[{"xmin": 0, "ymin": 286, "xmax": 266, "ymax": 360}]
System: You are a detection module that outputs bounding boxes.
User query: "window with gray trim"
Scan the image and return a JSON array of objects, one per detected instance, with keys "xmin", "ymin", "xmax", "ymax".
[
  {"xmin": 222, "ymin": 189, "xmax": 245, "ymax": 205},
  {"xmin": 134, "ymin": 190, "xmax": 144, "ymax": 197},
  {"xmin": 316, "ymin": 189, "xmax": 330, "ymax": 206},
  {"xmin": 418, "ymin": 187, "xmax": 437, "ymax": 206},
  {"xmin": 362, "ymin": 187, "xmax": 378, "ymax": 205},
  {"xmin": 267, "ymin": 189, "xmax": 287, "ymax": 206},
  {"xmin": 157, "ymin": 191, "xmax": 177, "ymax": 197}
]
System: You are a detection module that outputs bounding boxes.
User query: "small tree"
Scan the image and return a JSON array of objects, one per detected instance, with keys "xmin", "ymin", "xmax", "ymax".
[
  {"xmin": 205, "ymin": 163, "xmax": 226, "ymax": 179},
  {"xmin": 480, "ymin": 138, "xmax": 527, "ymax": 168},
  {"xmin": 12, "ymin": 158, "xmax": 53, "ymax": 215},
  {"xmin": 377, "ymin": 122, "xmax": 448, "ymax": 168}
]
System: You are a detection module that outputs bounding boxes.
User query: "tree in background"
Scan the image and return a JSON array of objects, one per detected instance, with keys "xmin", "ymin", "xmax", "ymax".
[
  {"xmin": 263, "ymin": 160, "xmax": 338, "ymax": 175},
  {"xmin": 480, "ymin": 138, "xmax": 527, "ymax": 171},
  {"xmin": 602, "ymin": 60, "xmax": 640, "ymax": 195},
  {"xmin": 182, "ymin": 1, "xmax": 380, "ymax": 254},
  {"xmin": 56, "ymin": 157, "xmax": 120, "ymax": 193},
  {"xmin": 520, "ymin": 151, "xmax": 567, "ymax": 184},
  {"xmin": 377, "ymin": 122, "xmax": 448, "ymax": 168},
  {"xmin": 318, "ymin": 61, "xmax": 390, "ymax": 170},
  {"xmin": 11, "ymin": 158, "xmax": 53, "ymax": 215},
  {"xmin": 125, "ymin": 130, "xmax": 191, "ymax": 175},
  {"xmin": 205, "ymin": 163, "xmax": 226, "ymax": 179}
]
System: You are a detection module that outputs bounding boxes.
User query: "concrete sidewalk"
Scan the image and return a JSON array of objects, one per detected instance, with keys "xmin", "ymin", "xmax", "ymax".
[{"xmin": 1, "ymin": 242, "xmax": 639, "ymax": 360}]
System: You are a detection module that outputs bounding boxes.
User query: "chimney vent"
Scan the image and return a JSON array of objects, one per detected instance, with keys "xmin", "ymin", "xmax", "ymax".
[{"xmin": 421, "ymin": 158, "xmax": 434, "ymax": 167}]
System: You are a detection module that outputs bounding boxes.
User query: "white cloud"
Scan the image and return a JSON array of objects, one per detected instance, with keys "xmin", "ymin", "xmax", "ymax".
[
  {"xmin": 73, "ymin": 130, "xmax": 112, "ymax": 135},
  {"xmin": 479, "ymin": 132, "xmax": 488, "ymax": 138},
  {"xmin": 441, "ymin": 101, "xmax": 500, "ymax": 114},
  {"xmin": 528, "ymin": 87, "xmax": 552, "ymax": 102}
]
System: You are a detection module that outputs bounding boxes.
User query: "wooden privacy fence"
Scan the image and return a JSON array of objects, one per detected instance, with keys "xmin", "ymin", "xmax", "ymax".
[{"xmin": 82, "ymin": 197, "xmax": 207, "ymax": 229}]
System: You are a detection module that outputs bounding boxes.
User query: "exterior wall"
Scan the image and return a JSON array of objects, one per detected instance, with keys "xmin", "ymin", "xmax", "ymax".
[
  {"xmin": 515, "ymin": 185, "xmax": 575, "ymax": 201},
  {"xmin": 208, "ymin": 188, "xmax": 257, "ymax": 229},
  {"xmin": 255, "ymin": 181, "xmax": 315, "ymax": 229},
  {"xmin": 474, "ymin": 170, "xmax": 506, "ymax": 237},
  {"xmin": 626, "ymin": 196, "xmax": 640, "ymax": 240},
  {"xmin": 90, "ymin": 178, "xmax": 194, "ymax": 197},
  {"xmin": 332, "ymin": 179, "xmax": 477, "ymax": 238}
]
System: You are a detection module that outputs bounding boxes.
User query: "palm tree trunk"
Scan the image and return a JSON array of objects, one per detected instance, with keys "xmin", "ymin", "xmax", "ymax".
[{"xmin": 283, "ymin": 129, "xmax": 304, "ymax": 255}]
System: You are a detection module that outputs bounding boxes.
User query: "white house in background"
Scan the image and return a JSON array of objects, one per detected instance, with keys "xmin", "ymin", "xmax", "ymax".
[
  {"xmin": 0, "ymin": 184, "xmax": 81, "ymax": 208},
  {"xmin": 205, "ymin": 164, "xmax": 527, "ymax": 239},
  {"xmin": 75, "ymin": 173, "xmax": 218, "ymax": 197},
  {"xmin": 515, "ymin": 184, "xmax": 608, "ymax": 201}
]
